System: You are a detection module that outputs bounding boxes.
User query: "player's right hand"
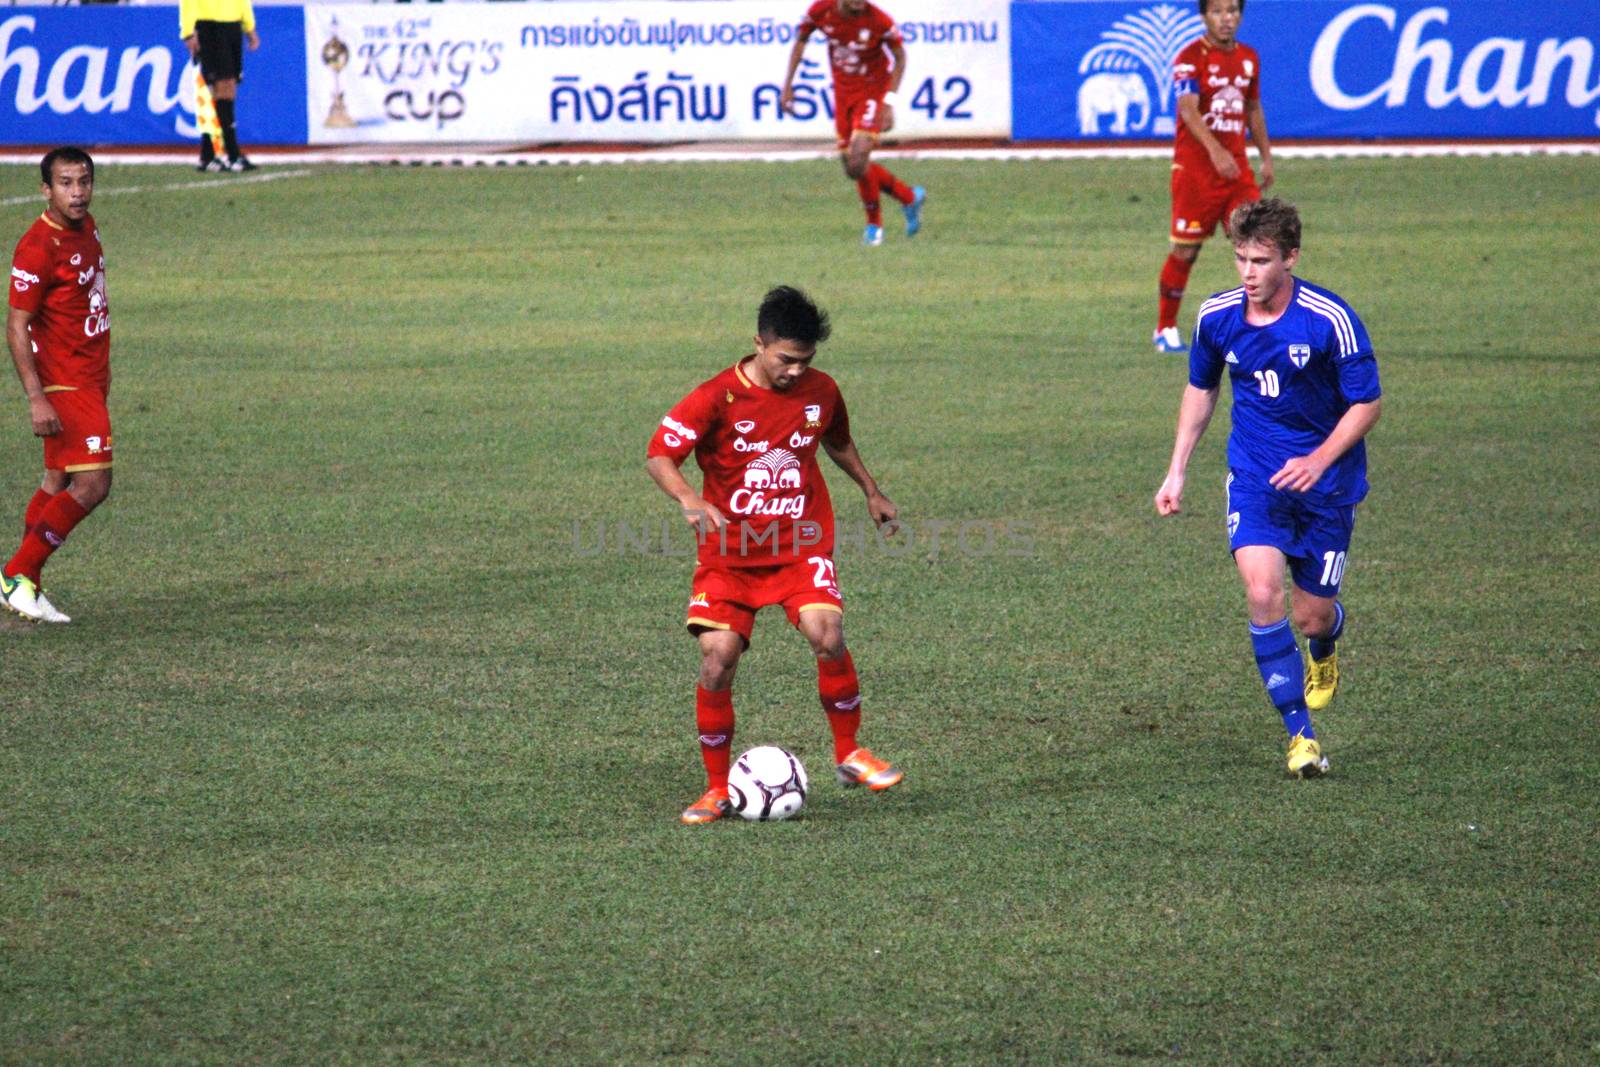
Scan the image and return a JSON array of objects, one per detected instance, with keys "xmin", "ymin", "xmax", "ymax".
[
  {"xmin": 1154, "ymin": 473, "xmax": 1184, "ymax": 516},
  {"xmin": 28, "ymin": 395, "xmax": 61, "ymax": 437},
  {"xmin": 1209, "ymin": 148, "xmax": 1240, "ymax": 182},
  {"xmin": 184, "ymin": 34, "xmax": 199, "ymax": 59},
  {"xmin": 779, "ymin": 87, "xmax": 795, "ymax": 114},
  {"xmin": 682, "ymin": 498, "xmax": 728, "ymax": 537}
]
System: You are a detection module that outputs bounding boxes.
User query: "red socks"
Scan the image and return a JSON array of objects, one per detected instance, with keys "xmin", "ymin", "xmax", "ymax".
[
  {"xmin": 857, "ymin": 165, "xmax": 916, "ymax": 225},
  {"xmin": 856, "ymin": 170, "xmax": 883, "ymax": 226},
  {"xmin": 870, "ymin": 164, "xmax": 914, "ymax": 205},
  {"xmin": 696, "ymin": 685, "xmax": 735, "ymax": 791},
  {"xmin": 23, "ymin": 488, "xmax": 51, "ymax": 534},
  {"xmin": 5, "ymin": 490, "xmax": 89, "ymax": 584},
  {"xmin": 818, "ymin": 652, "xmax": 862, "ymax": 762},
  {"xmin": 1158, "ymin": 253, "xmax": 1195, "ymax": 331}
]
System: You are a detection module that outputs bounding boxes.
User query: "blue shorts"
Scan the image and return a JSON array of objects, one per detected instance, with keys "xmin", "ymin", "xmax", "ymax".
[{"xmin": 1225, "ymin": 472, "xmax": 1357, "ymax": 597}]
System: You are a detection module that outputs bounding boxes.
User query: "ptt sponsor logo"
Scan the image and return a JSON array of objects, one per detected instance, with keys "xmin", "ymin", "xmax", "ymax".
[
  {"xmin": 733, "ymin": 437, "xmax": 768, "ymax": 453},
  {"xmin": 661, "ymin": 415, "xmax": 698, "ymax": 441},
  {"xmin": 789, "ymin": 431, "xmax": 815, "ymax": 448}
]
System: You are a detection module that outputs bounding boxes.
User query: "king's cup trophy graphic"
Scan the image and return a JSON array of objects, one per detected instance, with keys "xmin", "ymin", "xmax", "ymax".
[{"xmin": 322, "ymin": 22, "xmax": 356, "ymax": 129}]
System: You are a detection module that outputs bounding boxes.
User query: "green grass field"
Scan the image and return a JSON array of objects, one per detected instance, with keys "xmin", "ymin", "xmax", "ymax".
[{"xmin": 2, "ymin": 154, "xmax": 1597, "ymax": 1064}]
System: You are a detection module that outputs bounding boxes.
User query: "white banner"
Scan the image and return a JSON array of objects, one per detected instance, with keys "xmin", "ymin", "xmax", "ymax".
[{"xmin": 304, "ymin": 1, "xmax": 1009, "ymax": 143}]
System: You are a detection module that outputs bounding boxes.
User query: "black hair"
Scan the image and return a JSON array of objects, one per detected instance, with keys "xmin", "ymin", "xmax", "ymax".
[
  {"xmin": 40, "ymin": 146, "xmax": 94, "ymax": 185},
  {"xmin": 1198, "ymin": 0, "xmax": 1244, "ymax": 13},
  {"xmin": 757, "ymin": 285, "xmax": 831, "ymax": 346}
]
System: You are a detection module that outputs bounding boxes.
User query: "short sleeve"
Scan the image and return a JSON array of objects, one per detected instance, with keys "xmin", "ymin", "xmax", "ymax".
[
  {"xmin": 8, "ymin": 235, "xmax": 48, "ymax": 315},
  {"xmin": 647, "ymin": 383, "xmax": 718, "ymax": 464},
  {"xmin": 1173, "ymin": 49, "xmax": 1198, "ymax": 98},
  {"xmin": 824, "ymin": 386, "xmax": 851, "ymax": 447},
  {"xmin": 1246, "ymin": 50, "xmax": 1262, "ymax": 101},
  {"xmin": 879, "ymin": 11, "xmax": 900, "ymax": 44},
  {"xmin": 1335, "ymin": 310, "xmax": 1381, "ymax": 404},
  {"xmin": 1189, "ymin": 316, "xmax": 1225, "ymax": 390}
]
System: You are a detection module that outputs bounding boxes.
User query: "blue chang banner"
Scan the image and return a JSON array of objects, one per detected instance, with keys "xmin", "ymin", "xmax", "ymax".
[
  {"xmin": 1012, "ymin": 1, "xmax": 1600, "ymax": 141},
  {"xmin": 0, "ymin": 7, "xmax": 306, "ymax": 145}
]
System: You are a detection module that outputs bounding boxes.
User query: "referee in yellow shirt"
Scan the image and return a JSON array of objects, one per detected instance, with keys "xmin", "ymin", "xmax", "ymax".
[{"xmin": 181, "ymin": 0, "xmax": 259, "ymax": 171}]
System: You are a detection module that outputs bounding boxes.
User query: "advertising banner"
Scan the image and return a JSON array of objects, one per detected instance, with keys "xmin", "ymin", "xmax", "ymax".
[
  {"xmin": 1012, "ymin": 1, "xmax": 1600, "ymax": 141},
  {"xmin": 0, "ymin": 7, "xmax": 307, "ymax": 145},
  {"xmin": 303, "ymin": 0, "xmax": 1009, "ymax": 143}
]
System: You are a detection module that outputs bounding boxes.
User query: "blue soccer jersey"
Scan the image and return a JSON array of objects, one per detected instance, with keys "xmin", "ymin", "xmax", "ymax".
[{"xmin": 1190, "ymin": 278, "xmax": 1381, "ymax": 507}]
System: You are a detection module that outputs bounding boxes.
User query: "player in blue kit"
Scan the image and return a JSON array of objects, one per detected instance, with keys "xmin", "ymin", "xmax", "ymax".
[{"xmin": 1154, "ymin": 199, "xmax": 1381, "ymax": 777}]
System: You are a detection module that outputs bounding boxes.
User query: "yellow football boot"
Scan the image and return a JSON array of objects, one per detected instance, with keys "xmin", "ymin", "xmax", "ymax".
[
  {"xmin": 1304, "ymin": 651, "xmax": 1340, "ymax": 711},
  {"xmin": 1286, "ymin": 733, "xmax": 1329, "ymax": 779}
]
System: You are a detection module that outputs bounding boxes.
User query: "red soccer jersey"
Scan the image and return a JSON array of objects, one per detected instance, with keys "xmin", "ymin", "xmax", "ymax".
[
  {"xmin": 799, "ymin": 0, "xmax": 900, "ymax": 99},
  {"xmin": 1172, "ymin": 38, "xmax": 1261, "ymax": 170},
  {"xmin": 648, "ymin": 359, "xmax": 851, "ymax": 569},
  {"xmin": 8, "ymin": 212, "xmax": 110, "ymax": 393}
]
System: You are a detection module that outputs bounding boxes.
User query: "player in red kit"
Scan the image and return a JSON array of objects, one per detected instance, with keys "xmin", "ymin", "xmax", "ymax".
[
  {"xmin": 1154, "ymin": 0, "xmax": 1275, "ymax": 353},
  {"xmin": 3, "ymin": 148, "xmax": 113, "ymax": 623},
  {"xmin": 647, "ymin": 286, "xmax": 903, "ymax": 825},
  {"xmin": 779, "ymin": 0, "xmax": 926, "ymax": 247}
]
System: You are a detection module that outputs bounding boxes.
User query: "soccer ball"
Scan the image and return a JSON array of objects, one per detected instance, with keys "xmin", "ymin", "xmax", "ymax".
[{"xmin": 728, "ymin": 746, "xmax": 808, "ymax": 822}]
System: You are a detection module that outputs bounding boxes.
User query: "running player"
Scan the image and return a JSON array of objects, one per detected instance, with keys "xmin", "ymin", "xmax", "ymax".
[
  {"xmin": 3, "ymin": 148, "xmax": 114, "ymax": 623},
  {"xmin": 1154, "ymin": 200, "xmax": 1381, "ymax": 778},
  {"xmin": 779, "ymin": 0, "xmax": 926, "ymax": 246},
  {"xmin": 1154, "ymin": 0, "xmax": 1275, "ymax": 353},
  {"xmin": 647, "ymin": 286, "xmax": 903, "ymax": 824}
]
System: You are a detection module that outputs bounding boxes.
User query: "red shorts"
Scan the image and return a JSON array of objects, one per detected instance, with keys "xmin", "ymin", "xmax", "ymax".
[
  {"xmin": 41, "ymin": 387, "xmax": 113, "ymax": 473},
  {"xmin": 1170, "ymin": 161, "xmax": 1260, "ymax": 244},
  {"xmin": 835, "ymin": 92, "xmax": 888, "ymax": 151},
  {"xmin": 686, "ymin": 556, "xmax": 844, "ymax": 644}
]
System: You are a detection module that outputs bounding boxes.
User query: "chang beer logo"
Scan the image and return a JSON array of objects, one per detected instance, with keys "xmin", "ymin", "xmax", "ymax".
[
  {"xmin": 0, "ymin": 15, "xmax": 198, "ymax": 136},
  {"xmin": 1310, "ymin": 5, "xmax": 1600, "ymax": 127},
  {"xmin": 1076, "ymin": 4, "xmax": 1204, "ymax": 137}
]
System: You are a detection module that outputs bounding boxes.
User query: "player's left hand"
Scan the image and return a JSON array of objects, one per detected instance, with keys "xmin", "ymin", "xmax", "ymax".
[
  {"xmin": 1258, "ymin": 157, "xmax": 1275, "ymax": 191},
  {"xmin": 246, "ymin": 30, "xmax": 260, "ymax": 50},
  {"xmin": 1269, "ymin": 455, "xmax": 1327, "ymax": 493},
  {"xmin": 880, "ymin": 102, "xmax": 895, "ymax": 134},
  {"xmin": 866, "ymin": 491, "xmax": 897, "ymax": 532}
]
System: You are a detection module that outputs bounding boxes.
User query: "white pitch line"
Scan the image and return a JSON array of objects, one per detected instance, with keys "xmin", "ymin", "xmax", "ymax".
[{"xmin": 1, "ymin": 168, "xmax": 315, "ymax": 207}]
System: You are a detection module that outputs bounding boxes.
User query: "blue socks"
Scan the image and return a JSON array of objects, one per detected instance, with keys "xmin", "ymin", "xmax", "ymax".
[
  {"xmin": 1250, "ymin": 619, "xmax": 1314, "ymax": 740},
  {"xmin": 1309, "ymin": 600, "xmax": 1345, "ymax": 661}
]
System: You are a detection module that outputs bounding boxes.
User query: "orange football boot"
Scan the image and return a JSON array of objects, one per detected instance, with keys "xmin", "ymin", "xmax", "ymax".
[
  {"xmin": 835, "ymin": 748, "xmax": 903, "ymax": 791},
  {"xmin": 681, "ymin": 786, "xmax": 732, "ymax": 825}
]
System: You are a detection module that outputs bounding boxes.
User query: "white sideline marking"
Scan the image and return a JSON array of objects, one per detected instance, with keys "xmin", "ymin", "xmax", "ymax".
[
  {"xmin": 1, "ymin": 142, "xmax": 1596, "ymax": 173},
  {"xmin": 0, "ymin": 168, "xmax": 315, "ymax": 207}
]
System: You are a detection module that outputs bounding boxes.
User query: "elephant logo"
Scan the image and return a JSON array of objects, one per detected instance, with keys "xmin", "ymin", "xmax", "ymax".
[
  {"xmin": 1076, "ymin": 4, "xmax": 1206, "ymax": 137},
  {"xmin": 1078, "ymin": 72, "xmax": 1150, "ymax": 135},
  {"xmin": 743, "ymin": 447, "xmax": 801, "ymax": 491}
]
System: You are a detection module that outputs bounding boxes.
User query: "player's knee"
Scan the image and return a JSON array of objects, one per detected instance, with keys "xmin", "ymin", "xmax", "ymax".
[
  {"xmin": 843, "ymin": 158, "xmax": 867, "ymax": 181},
  {"xmin": 698, "ymin": 654, "xmax": 737, "ymax": 689},
  {"xmin": 69, "ymin": 471, "xmax": 111, "ymax": 509},
  {"xmin": 1293, "ymin": 600, "xmax": 1336, "ymax": 637},
  {"xmin": 809, "ymin": 631, "xmax": 846, "ymax": 660}
]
